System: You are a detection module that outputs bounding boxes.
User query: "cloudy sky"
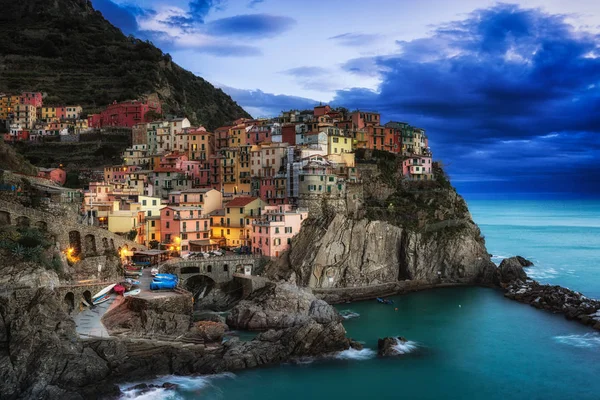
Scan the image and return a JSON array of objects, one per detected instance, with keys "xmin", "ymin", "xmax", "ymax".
[{"xmin": 93, "ymin": 0, "xmax": 600, "ymax": 198}]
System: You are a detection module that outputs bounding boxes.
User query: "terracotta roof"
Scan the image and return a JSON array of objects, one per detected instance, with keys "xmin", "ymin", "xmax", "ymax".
[{"xmin": 226, "ymin": 196, "xmax": 258, "ymax": 207}]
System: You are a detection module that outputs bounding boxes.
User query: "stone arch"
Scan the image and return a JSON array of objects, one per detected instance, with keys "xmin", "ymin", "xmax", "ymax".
[
  {"xmin": 69, "ymin": 230, "xmax": 82, "ymax": 256},
  {"xmin": 102, "ymin": 237, "xmax": 109, "ymax": 251},
  {"xmin": 64, "ymin": 292, "xmax": 75, "ymax": 313},
  {"xmin": 35, "ymin": 220, "xmax": 47, "ymax": 231},
  {"xmin": 0, "ymin": 211, "xmax": 10, "ymax": 226},
  {"xmin": 84, "ymin": 234, "xmax": 97, "ymax": 255},
  {"xmin": 82, "ymin": 290, "xmax": 92, "ymax": 306},
  {"xmin": 181, "ymin": 266, "xmax": 200, "ymax": 274},
  {"xmin": 185, "ymin": 274, "xmax": 216, "ymax": 300},
  {"xmin": 206, "ymin": 265, "xmax": 212, "ymax": 273},
  {"xmin": 223, "ymin": 264, "xmax": 229, "ymax": 272},
  {"xmin": 16, "ymin": 215, "xmax": 30, "ymax": 228}
]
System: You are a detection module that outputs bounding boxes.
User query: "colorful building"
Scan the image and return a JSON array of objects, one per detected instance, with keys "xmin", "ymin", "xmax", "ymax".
[
  {"xmin": 37, "ymin": 168, "xmax": 66, "ymax": 185},
  {"xmin": 252, "ymin": 204, "xmax": 308, "ymax": 257},
  {"xmin": 212, "ymin": 196, "xmax": 266, "ymax": 248},
  {"xmin": 87, "ymin": 95, "xmax": 162, "ymax": 128},
  {"xmin": 160, "ymin": 206, "xmax": 212, "ymax": 255}
]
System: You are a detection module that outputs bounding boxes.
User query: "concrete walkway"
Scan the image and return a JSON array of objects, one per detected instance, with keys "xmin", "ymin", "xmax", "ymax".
[{"xmin": 73, "ymin": 294, "xmax": 118, "ymax": 339}]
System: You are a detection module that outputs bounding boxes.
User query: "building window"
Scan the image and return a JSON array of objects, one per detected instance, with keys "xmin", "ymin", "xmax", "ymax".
[
  {"xmin": 287, "ymin": 238, "xmax": 291, "ymax": 245},
  {"xmin": 166, "ymin": 222, "xmax": 170, "ymax": 228},
  {"xmin": 223, "ymin": 265, "xmax": 229, "ymax": 272},
  {"xmin": 151, "ymin": 233, "xmax": 156, "ymax": 240},
  {"xmin": 151, "ymin": 221, "xmax": 155, "ymax": 227},
  {"xmin": 142, "ymin": 199, "xmax": 147, "ymax": 206}
]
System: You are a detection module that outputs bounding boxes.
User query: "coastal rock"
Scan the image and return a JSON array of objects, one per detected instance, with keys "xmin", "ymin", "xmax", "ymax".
[
  {"xmin": 504, "ymin": 280, "xmax": 600, "ymax": 330},
  {"xmin": 0, "ymin": 288, "xmax": 119, "ymax": 400},
  {"xmin": 226, "ymin": 282, "xmax": 340, "ymax": 330},
  {"xmin": 377, "ymin": 336, "xmax": 415, "ymax": 357},
  {"xmin": 186, "ymin": 321, "xmax": 227, "ymax": 342},
  {"xmin": 102, "ymin": 296, "xmax": 193, "ymax": 337},
  {"xmin": 268, "ymin": 213, "xmax": 497, "ymax": 291},
  {"xmin": 515, "ymin": 256, "xmax": 534, "ymax": 267},
  {"xmin": 498, "ymin": 257, "xmax": 528, "ymax": 284}
]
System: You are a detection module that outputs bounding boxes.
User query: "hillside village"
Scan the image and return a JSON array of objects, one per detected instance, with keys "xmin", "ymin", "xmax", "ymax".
[{"xmin": 1, "ymin": 92, "xmax": 434, "ymax": 259}]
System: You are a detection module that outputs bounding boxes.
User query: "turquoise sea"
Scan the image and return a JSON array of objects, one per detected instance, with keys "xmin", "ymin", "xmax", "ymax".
[{"xmin": 124, "ymin": 200, "xmax": 600, "ymax": 399}]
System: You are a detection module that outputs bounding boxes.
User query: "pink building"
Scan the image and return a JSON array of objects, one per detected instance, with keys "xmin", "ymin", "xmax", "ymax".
[
  {"xmin": 180, "ymin": 160, "xmax": 202, "ymax": 183},
  {"xmin": 37, "ymin": 168, "xmax": 66, "ymax": 185},
  {"xmin": 252, "ymin": 205, "xmax": 308, "ymax": 257},
  {"xmin": 402, "ymin": 156, "xmax": 433, "ymax": 180},
  {"xmin": 159, "ymin": 152, "xmax": 188, "ymax": 169},
  {"xmin": 20, "ymin": 92, "xmax": 43, "ymax": 108},
  {"xmin": 160, "ymin": 206, "xmax": 212, "ymax": 255}
]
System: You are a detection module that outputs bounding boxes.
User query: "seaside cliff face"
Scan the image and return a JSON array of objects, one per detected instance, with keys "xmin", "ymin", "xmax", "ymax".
[{"xmin": 267, "ymin": 156, "xmax": 497, "ymax": 293}]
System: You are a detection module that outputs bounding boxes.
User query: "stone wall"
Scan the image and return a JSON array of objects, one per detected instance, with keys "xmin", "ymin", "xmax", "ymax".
[{"xmin": 0, "ymin": 199, "xmax": 141, "ymax": 255}]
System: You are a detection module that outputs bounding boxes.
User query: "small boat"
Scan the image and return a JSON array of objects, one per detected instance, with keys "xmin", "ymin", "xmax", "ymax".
[
  {"xmin": 376, "ymin": 297, "xmax": 394, "ymax": 305},
  {"xmin": 125, "ymin": 278, "xmax": 140, "ymax": 285},
  {"xmin": 124, "ymin": 288, "xmax": 141, "ymax": 297},
  {"xmin": 113, "ymin": 284, "xmax": 125, "ymax": 295},
  {"xmin": 92, "ymin": 283, "xmax": 117, "ymax": 300},
  {"xmin": 92, "ymin": 293, "xmax": 111, "ymax": 305}
]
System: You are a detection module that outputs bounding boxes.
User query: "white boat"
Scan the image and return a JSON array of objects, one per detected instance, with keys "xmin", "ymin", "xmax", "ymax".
[
  {"xmin": 123, "ymin": 289, "xmax": 141, "ymax": 297},
  {"xmin": 92, "ymin": 293, "xmax": 111, "ymax": 305},
  {"xmin": 92, "ymin": 283, "xmax": 117, "ymax": 300}
]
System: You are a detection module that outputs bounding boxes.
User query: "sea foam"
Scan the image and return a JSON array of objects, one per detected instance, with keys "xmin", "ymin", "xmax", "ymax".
[
  {"xmin": 392, "ymin": 338, "xmax": 418, "ymax": 354},
  {"xmin": 335, "ymin": 348, "xmax": 376, "ymax": 360},
  {"xmin": 339, "ymin": 309, "xmax": 360, "ymax": 320},
  {"xmin": 554, "ymin": 333, "xmax": 600, "ymax": 348},
  {"xmin": 120, "ymin": 373, "xmax": 235, "ymax": 400}
]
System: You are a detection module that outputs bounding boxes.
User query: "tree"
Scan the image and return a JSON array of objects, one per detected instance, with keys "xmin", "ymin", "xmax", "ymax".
[{"xmin": 149, "ymin": 240, "xmax": 159, "ymax": 249}]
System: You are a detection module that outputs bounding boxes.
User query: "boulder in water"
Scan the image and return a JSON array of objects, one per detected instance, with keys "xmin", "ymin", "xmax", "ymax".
[
  {"xmin": 515, "ymin": 256, "xmax": 534, "ymax": 267},
  {"xmin": 377, "ymin": 336, "xmax": 414, "ymax": 357},
  {"xmin": 498, "ymin": 257, "xmax": 528, "ymax": 284}
]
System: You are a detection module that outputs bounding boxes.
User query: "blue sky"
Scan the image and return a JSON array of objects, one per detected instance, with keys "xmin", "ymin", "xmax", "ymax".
[{"xmin": 92, "ymin": 0, "xmax": 600, "ymax": 197}]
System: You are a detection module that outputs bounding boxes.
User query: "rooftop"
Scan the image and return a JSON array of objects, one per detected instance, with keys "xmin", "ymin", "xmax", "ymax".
[{"xmin": 226, "ymin": 196, "xmax": 258, "ymax": 207}]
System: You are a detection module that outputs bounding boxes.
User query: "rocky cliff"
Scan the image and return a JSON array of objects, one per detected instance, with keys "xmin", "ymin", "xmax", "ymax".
[
  {"xmin": 0, "ymin": 285, "xmax": 356, "ymax": 399},
  {"xmin": 267, "ymin": 155, "xmax": 497, "ymax": 295}
]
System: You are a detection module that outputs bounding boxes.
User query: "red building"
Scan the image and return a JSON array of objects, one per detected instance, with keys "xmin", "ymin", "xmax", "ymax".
[
  {"xmin": 88, "ymin": 96, "xmax": 162, "ymax": 128},
  {"xmin": 281, "ymin": 124, "xmax": 296, "ymax": 145},
  {"xmin": 38, "ymin": 168, "xmax": 66, "ymax": 186},
  {"xmin": 20, "ymin": 92, "xmax": 43, "ymax": 108}
]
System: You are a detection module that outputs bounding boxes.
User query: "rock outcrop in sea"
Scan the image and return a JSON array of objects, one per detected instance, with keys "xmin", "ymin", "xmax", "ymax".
[
  {"xmin": 266, "ymin": 161, "xmax": 498, "ymax": 299},
  {"xmin": 500, "ymin": 257, "xmax": 600, "ymax": 330}
]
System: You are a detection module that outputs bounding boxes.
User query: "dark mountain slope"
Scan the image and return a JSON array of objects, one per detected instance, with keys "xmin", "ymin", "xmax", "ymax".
[{"xmin": 0, "ymin": 0, "xmax": 250, "ymax": 130}]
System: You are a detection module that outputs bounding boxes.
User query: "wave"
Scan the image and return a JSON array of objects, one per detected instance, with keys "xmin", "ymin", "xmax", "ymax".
[
  {"xmin": 335, "ymin": 348, "xmax": 376, "ymax": 360},
  {"xmin": 554, "ymin": 333, "xmax": 600, "ymax": 348},
  {"xmin": 339, "ymin": 310, "xmax": 360, "ymax": 320},
  {"xmin": 392, "ymin": 338, "xmax": 418, "ymax": 354},
  {"xmin": 120, "ymin": 373, "xmax": 235, "ymax": 400},
  {"xmin": 526, "ymin": 267, "xmax": 559, "ymax": 280}
]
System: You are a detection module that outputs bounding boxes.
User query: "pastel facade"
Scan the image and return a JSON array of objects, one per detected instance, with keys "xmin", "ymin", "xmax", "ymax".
[
  {"xmin": 252, "ymin": 204, "xmax": 308, "ymax": 257},
  {"xmin": 212, "ymin": 196, "xmax": 266, "ymax": 248},
  {"xmin": 168, "ymin": 188, "xmax": 223, "ymax": 214},
  {"xmin": 37, "ymin": 168, "xmax": 66, "ymax": 185},
  {"xmin": 160, "ymin": 206, "xmax": 211, "ymax": 255}
]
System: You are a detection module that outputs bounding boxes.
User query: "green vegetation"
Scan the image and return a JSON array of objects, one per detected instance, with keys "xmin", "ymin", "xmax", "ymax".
[
  {"xmin": 0, "ymin": 225, "xmax": 60, "ymax": 271},
  {"xmin": 0, "ymin": 0, "xmax": 250, "ymax": 130}
]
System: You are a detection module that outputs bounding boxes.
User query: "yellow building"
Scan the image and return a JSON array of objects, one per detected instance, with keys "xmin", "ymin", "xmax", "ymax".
[
  {"xmin": 143, "ymin": 216, "xmax": 161, "ymax": 245},
  {"xmin": 212, "ymin": 196, "xmax": 265, "ymax": 247},
  {"xmin": 39, "ymin": 107, "xmax": 58, "ymax": 121},
  {"xmin": 327, "ymin": 133, "xmax": 352, "ymax": 155}
]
